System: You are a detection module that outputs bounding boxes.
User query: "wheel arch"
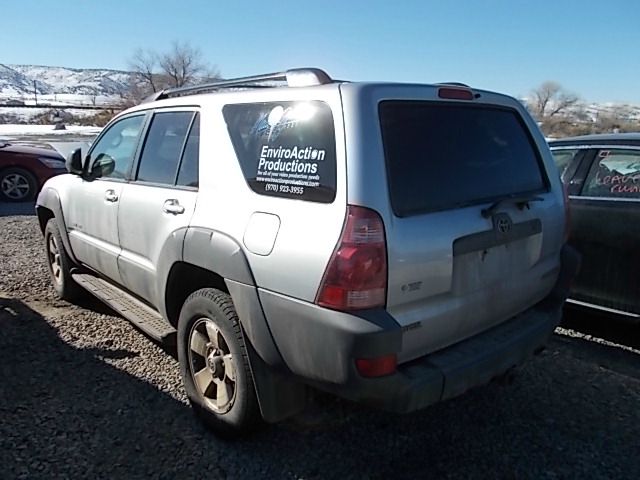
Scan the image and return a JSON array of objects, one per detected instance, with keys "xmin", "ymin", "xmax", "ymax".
[
  {"xmin": 157, "ymin": 226, "xmax": 256, "ymax": 325},
  {"xmin": 35, "ymin": 187, "xmax": 79, "ymax": 264},
  {"xmin": 161, "ymin": 227, "xmax": 307, "ymax": 422},
  {"xmin": 164, "ymin": 262, "xmax": 229, "ymax": 328}
]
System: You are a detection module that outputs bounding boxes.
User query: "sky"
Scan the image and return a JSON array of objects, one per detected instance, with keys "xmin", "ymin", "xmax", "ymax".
[{"xmin": 1, "ymin": 0, "xmax": 639, "ymax": 104}]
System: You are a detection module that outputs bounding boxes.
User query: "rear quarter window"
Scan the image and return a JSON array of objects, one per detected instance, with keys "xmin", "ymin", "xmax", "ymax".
[
  {"xmin": 551, "ymin": 148, "xmax": 580, "ymax": 182},
  {"xmin": 223, "ymin": 101, "xmax": 337, "ymax": 203},
  {"xmin": 379, "ymin": 101, "xmax": 547, "ymax": 216}
]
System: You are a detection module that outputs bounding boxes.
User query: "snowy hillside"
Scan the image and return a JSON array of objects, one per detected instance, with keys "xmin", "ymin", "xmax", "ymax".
[{"xmin": 0, "ymin": 64, "xmax": 134, "ymax": 103}]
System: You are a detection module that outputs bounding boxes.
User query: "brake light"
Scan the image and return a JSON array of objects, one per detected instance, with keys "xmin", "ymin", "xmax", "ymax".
[
  {"xmin": 356, "ymin": 354, "xmax": 397, "ymax": 377},
  {"xmin": 316, "ymin": 206, "xmax": 387, "ymax": 310},
  {"xmin": 562, "ymin": 183, "xmax": 571, "ymax": 242},
  {"xmin": 438, "ymin": 87, "xmax": 474, "ymax": 100}
]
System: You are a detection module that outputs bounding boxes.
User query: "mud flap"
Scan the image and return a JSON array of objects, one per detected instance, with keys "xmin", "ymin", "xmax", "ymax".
[{"xmin": 242, "ymin": 330, "xmax": 308, "ymax": 423}]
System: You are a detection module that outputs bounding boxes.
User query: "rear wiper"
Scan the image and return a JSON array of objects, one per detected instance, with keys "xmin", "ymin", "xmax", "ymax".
[{"xmin": 481, "ymin": 194, "xmax": 543, "ymax": 218}]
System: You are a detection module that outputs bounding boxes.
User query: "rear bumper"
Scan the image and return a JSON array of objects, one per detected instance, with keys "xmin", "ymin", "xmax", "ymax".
[{"xmin": 260, "ymin": 244, "xmax": 580, "ymax": 413}]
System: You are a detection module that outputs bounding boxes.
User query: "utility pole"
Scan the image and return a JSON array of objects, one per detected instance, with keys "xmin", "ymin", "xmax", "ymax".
[{"xmin": 33, "ymin": 80, "xmax": 37, "ymax": 105}]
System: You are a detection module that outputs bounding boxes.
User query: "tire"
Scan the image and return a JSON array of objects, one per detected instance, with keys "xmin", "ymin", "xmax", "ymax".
[
  {"xmin": 0, "ymin": 167, "xmax": 37, "ymax": 202},
  {"xmin": 44, "ymin": 219, "xmax": 82, "ymax": 301},
  {"xmin": 177, "ymin": 288, "xmax": 261, "ymax": 437}
]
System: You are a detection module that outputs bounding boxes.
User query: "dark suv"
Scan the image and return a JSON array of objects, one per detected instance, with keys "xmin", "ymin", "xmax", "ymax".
[
  {"xmin": 550, "ymin": 133, "xmax": 640, "ymax": 320},
  {"xmin": 0, "ymin": 141, "xmax": 67, "ymax": 201}
]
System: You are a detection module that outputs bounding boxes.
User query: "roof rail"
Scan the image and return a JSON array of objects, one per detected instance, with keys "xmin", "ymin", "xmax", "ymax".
[{"xmin": 144, "ymin": 68, "xmax": 333, "ymax": 103}]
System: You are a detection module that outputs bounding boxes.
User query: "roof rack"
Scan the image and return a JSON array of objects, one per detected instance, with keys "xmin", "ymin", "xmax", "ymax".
[{"xmin": 144, "ymin": 68, "xmax": 333, "ymax": 103}]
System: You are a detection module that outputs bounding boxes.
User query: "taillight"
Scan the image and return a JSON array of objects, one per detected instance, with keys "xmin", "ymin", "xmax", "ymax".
[
  {"xmin": 316, "ymin": 205, "xmax": 387, "ymax": 310},
  {"xmin": 438, "ymin": 87, "xmax": 474, "ymax": 100},
  {"xmin": 356, "ymin": 354, "xmax": 397, "ymax": 377},
  {"xmin": 562, "ymin": 183, "xmax": 571, "ymax": 242}
]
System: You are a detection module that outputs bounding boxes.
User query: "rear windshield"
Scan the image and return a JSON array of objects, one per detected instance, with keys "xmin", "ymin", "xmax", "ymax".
[{"xmin": 379, "ymin": 101, "xmax": 547, "ymax": 216}]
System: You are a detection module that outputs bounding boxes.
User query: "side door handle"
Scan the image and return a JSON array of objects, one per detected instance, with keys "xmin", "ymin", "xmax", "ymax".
[
  {"xmin": 163, "ymin": 199, "xmax": 185, "ymax": 215},
  {"xmin": 105, "ymin": 189, "xmax": 119, "ymax": 202}
]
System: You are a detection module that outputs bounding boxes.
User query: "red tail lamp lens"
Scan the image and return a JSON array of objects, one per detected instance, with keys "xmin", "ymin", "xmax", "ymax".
[
  {"xmin": 316, "ymin": 206, "xmax": 387, "ymax": 311},
  {"xmin": 356, "ymin": 355, "xmax": 397, "ymax": 377}
]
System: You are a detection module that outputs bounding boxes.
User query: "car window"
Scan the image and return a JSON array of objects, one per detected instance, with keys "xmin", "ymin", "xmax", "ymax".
[
  {"xmin": 379, "ymin": 101, "xmax": 547, "ymax": 216},
  {"xmin": 582, "ymin": 149, "xmax": 640, "ymax": 198},
  {"xmin": 137, "ymin": 111, "xmax": 194, "ymax": 185},
  {"xmin": 551, "ymin": 148, "xmax": 579, "ymax": 182},
  {"xmin": 223, "ymin": 101, "xmax": 337, "ymax": 203},
  {"xmin": 89, "ymin": 115, "xmax": 145, "ymax": 179},
  {"xmin": 177, "ymin": 114, "xmax": 200, "ymax": 188}
]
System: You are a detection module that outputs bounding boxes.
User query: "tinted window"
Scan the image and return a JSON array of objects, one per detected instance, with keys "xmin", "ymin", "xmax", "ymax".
[
  {"xmin": 177, "ymin": 114, "xmax": 200, "ymax": 188},
  {"xmin": 379, "ymin": 102, "xmax": 547, "ymax": 216},
  {"xmin": 551, "ymin": 148, "xmax": 579, "ymax": 182},
  {"xmin": 582, "ymin": 149, "xmax": 640, "ymax": 198},
  {"xmin": 89, "ymin": 115, "xmax": 145, "ymax": 179},
  {"xmin": 223, "ymin": 101, "xmax": 336, "ymax": 203},
  {"xmin": 137, "ymin": 111, "xmax": 193, "ymax": 184}
]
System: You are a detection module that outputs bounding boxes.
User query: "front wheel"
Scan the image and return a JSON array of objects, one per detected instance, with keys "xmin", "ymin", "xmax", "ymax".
[
  {"xmin": 177, "ymin": 288, "xmax": 261, "ymax": 437},
  {"xmin": 0, "ymin": 167, "xmax": 37, "ymax": 202},
  {"xmin": 44, "ymin": 219, "xmax": 82, "ymax": 301}
]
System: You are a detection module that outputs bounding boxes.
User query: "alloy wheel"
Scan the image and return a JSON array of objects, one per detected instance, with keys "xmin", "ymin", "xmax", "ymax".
[
  {"xmin": 47, "ymin": 234, "xmax": 62, "ymax": 286},
  {"xmin": 1, "ymin": 172, "xmax": 31, "ymax": 200},
  {"xmin": 187, "ymin": 318, "xmax": 237, "ymax": 413}
]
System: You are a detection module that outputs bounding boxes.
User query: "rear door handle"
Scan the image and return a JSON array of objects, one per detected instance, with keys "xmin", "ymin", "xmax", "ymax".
[
  {"xmin": 163, "ymin": 199, "xmax": 185, "ymax": 215},
  {"xmin": 105, "ymin": 189, "xmax": 118, "ymax": 202}
]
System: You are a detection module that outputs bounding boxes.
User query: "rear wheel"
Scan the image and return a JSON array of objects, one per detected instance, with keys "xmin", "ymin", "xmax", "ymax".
[
  {"xmin": 0, "ymin": 167, "xmax": 37, "ymax": 202},
  {"xmin": 177, "ymin": 288, "xmax": 261, "ymax": 437},
  {"xmin": 44, "ymin": 219, "xmax": 82, "ymax": 301}
]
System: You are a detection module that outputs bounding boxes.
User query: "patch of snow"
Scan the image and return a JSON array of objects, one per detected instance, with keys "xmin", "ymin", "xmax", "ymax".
[{"xmin": 0, "ymin": 124, "xmax": 102, "ymax": 136}]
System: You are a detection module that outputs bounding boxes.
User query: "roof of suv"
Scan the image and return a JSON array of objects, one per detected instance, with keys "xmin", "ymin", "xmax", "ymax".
[
  {"xmin": 549, "ymin": 132, "xmax": 640, "ymax": 147},
  {"xmin": 137, "ymin": 67, "xmax": 516, "ymax": 109}
]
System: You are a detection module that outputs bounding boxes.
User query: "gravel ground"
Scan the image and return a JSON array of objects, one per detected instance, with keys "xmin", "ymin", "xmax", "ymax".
[{"xmin": 1, "ymin": 207, "xmax": 639, "ymax": 479}]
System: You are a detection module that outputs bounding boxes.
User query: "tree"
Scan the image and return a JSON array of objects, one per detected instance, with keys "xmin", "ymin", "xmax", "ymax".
[
  {"xmin": 127, "ymin": 41, "xmax": 219, "ymax": 103},
  {"xmin": 129, "ymin": 48, "xmax": 161, "ymax": 93},
  {"xmin": 527, "ymin": 81, "xmax": 581, "ymax": 136},
  {"xmin": 159, "ymin": 41, "xmax": 209, "ymax": 88},
  {"xmin": 529, "ymin": 81, "xmax": 579, "ymax": 119}
]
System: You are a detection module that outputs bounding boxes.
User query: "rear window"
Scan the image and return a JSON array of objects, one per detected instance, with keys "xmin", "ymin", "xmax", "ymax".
[
  {"xmin": 223, "ymin": 101, "xmax": 336, "ymax": 203},
  {"xmin": 379, "ymin": 101, "xmax": 547, "ymax": 216}
]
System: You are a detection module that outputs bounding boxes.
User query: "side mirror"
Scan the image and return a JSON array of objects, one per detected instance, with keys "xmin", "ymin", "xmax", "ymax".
[
  {"xmin": 89, "ymin": 153, "xmax": 116, "ymax": 180},
  {"xmin": 66, "ymin": 148, "xmax": 84, "ymax": 175}
]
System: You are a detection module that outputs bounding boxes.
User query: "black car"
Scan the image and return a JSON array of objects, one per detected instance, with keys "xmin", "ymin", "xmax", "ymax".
[{"xmin": 549, "ymin": 133, "xmax": 640, "ymax": 321}]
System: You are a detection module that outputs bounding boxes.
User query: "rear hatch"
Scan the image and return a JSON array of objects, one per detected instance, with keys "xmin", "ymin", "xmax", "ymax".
[{"xmin": 372, "ymin": 91, "xmax": 563, "ymax": 363}]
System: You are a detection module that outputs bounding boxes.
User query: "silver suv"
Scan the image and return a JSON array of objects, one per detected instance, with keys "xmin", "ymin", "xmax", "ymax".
[{"xmin": 36, "ymin": 68, "xmax": 578, "ymax": 436}]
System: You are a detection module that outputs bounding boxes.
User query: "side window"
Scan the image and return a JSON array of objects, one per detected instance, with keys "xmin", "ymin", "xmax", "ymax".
[
  {"xmin": 582, "ymin": 149, "xmax": 640, "ymax": 198},
  {"xmin": 551, "ymin": 148, "xmax": 579, "ymax": 182},
  {"xmin": 177, "ymin": 114, "xmax": 200, "ymax": 188},
  {"xmin": 223, "ymin": 101, "xmax": 337, "ymax": 203},
  {"xmin": 89, "ymin": 115, "xmax": 145, "ymax": 179},
  {"xmin": 136, "ymin": 111, "xmax": 194, "ymax": 185}
]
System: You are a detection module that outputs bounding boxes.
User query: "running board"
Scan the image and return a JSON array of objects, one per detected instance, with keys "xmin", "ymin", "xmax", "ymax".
[{"xmin": 72, "ymin": 273, "xmax": 176, "ymax": 344}]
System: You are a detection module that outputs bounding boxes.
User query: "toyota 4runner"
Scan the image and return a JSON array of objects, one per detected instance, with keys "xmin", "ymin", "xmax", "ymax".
[{"xmin": 36, "ymin": 68, "xmax": 579, "ymax": 436}]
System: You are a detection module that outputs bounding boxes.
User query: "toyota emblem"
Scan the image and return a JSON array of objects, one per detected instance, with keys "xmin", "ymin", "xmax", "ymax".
[{"xmin": 493, "ymin": 213, "xmax": 513, "ymax": 235}]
